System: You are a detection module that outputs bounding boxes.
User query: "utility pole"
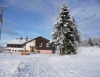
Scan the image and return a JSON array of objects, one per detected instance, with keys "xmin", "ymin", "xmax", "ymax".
[
  {"xmin": 0, "ymin": 6, "xmax": 6, "ymax": 40},
  {"xmin": 25, "ymin": 36, "xmax": 28, "ymax": 53}
]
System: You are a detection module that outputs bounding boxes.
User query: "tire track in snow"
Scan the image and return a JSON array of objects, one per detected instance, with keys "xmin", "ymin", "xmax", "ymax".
[
  {"xmin": 37, "ymin": 58, "xmax": 58, "ymax": 77},
  {"xmin": 48, "ymin": 61, "xmax": 82, "ymax": 77},
  {"xmin": 37, "ymin": 57, "xmax": 66, "ymax": 77},
  {"xmin": 46, "ymin": 59, "xmax": 66, "ymax": 77},
  {"xmin": 48, "ymin": 64, "xmax": 66, "ymax": 77},
  {"xmin": 68, "ymin": 70, "xmax": 83, "ymax": 77},
  {"xmin": 13, "ymin": 58, "xmax": 36, "ymax": 77},
  {"xmin": 48, "ymin": 58, "xmax": 82, "ymax": 77},
  {"xmin": 13, "ymin": 56, "xmax": 67, "ymax": 77},
  {"xmin": 28, "ymin": 58, "xmax": 36, "ymax": 77},
  {"xmin": 30, "ymin": 58, "xmax": 39, "ymax": 77}
]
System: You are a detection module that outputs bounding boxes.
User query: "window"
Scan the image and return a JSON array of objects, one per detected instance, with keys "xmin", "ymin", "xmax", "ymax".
[
  {"xmin": 5, "ymin": 49, "xmax": 11, "ymax": 51},
  {"xmin": 18, "ymin": 50, "xmax": 21, "ymax": 52},
  {"xmin": 15, "ymin": 50, "xmax": 16, "ymax": 52},
  {"xmin": 8, "ymin": 49, "xmax": 11, "ymax": 51},
  {"xmin": 46, "ymin": 43, "xmax": 49, "ymax": 47},
  {"xmin": 39, "ymin": 43, "xmax": 43, "ymax": 47},
  {"xmin": 17, "ymin": 45, "xmax": 22, "ymax": 48}
]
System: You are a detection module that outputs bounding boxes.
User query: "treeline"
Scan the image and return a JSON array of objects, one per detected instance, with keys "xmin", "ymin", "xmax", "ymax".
[{"xmin": 81, "ymin": 38, "xmax": 100, "ymax": 47}]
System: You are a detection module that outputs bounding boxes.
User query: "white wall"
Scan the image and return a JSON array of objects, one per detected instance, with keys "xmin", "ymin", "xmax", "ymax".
[
  {"xmin": 4, "ymin": 40, "xmax": 36, "ymax": 53},
  {"xmin": 25, "ymin": 40, "xmax": 35, "ymax": 51},
  {"xmin": 5, "ymin": 47, "xmax": 24, "ymax": 53}
]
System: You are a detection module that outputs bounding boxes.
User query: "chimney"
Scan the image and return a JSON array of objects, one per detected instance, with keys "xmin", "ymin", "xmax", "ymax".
[
  {"xmin": 20, "ymin": 37, "xmax": 23, "ymax": 40},
  {"xmin": 26, "ymin": 36, "xmax": 28, "ymax": 41}
]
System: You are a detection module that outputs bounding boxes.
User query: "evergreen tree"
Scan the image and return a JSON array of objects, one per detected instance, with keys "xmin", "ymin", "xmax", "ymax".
[
  {"xmin": 88, "ymin": 38, "xmax": 93, "ymax": 46},
  {"xmin": 51, "ymin": 4, "xmax": 80, "ymax": 55},
  {"xmin": 72, "ymin": 17, "xmax": 80, "ymax": 43}
]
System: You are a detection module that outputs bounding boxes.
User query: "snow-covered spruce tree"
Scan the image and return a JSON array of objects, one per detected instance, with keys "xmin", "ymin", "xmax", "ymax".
[
  {"xmin": 51, "ymin": 4, "xmax": 80, "ymax": 55},
  {"xmin": 72, "ymin": 17, "xmax": 80, "ymax": 44}
]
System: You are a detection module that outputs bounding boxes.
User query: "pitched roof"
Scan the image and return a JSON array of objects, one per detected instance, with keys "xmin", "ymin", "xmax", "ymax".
[
  {"xmin": 7, "ymin": 38, "xmax": 32, "ymax": 44},
  {"xmin": 7, "ymin": 36, "xmax": 50, "ymax": 45},
  {"xmin": 34, "ymin": 36, "xmax": 50, "ymax": 41}
]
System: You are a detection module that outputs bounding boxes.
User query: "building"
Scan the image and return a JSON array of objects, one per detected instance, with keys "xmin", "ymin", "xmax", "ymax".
[{"xmin": 5, "ymin": 36, "xmax": 52, "ymax": 53}]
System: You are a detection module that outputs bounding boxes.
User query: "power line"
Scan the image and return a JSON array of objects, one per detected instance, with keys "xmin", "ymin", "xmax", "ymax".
[{"xmin": 77, "ymin": 15, "xmax": 96, "ymax": 23}]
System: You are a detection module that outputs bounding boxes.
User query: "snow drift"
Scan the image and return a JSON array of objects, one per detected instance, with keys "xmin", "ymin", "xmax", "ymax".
[{"xmin": 0, "ymin": 46, "xmax": 100, "ymax": 77}]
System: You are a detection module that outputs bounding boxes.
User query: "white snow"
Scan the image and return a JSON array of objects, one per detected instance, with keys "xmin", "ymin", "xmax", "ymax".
[
  {"xmin": 64, "ymin": 24, "xmax": 67, "ymax": 27},
  {"xmin": 8, "ymin": 38, "xmax": 32, "ymax": 44},
  {"xmin": 0, "ymin": 46, "xmax": 100, "ymax": 77}
]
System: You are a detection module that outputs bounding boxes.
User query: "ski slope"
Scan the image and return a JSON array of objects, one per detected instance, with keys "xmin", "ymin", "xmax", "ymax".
[{"xmin": 0, "ymin": 46, "xmax": 100, "ymax": 77}]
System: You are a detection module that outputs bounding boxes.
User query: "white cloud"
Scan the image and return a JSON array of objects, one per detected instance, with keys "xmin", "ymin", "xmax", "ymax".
[{"xmin": 5, "ymin": 0, "xmax": 100, "ymax": 40}]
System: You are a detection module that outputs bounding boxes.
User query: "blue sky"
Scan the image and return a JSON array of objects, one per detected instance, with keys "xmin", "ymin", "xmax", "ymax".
[{"xmin": 0, "ymin": 0, "xmax": 100, "ymax": 46}]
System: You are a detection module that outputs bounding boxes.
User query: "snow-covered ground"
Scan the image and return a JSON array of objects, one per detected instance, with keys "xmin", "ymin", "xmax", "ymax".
[
  {"xmin": 0, "ymin": 47, "xmax": 5, "ymax": 53},
  {"xmin": 0, "ymin": 46, "xmax": 100, "ymax": 77}
]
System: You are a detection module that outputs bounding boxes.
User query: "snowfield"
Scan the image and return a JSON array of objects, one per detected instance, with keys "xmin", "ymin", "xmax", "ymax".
[{"xmin": 0, "ymin": 47, "xmax": 100, "ymax": 77}]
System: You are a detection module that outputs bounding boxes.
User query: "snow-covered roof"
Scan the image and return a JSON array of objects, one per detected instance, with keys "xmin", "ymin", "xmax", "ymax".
[
  {"xmin": 8, "ymin": 38, "xmax": 33, "ymax": 44},
  {"xmin": 7, "ymin": 36, "xmax": 50, "ymax": 45}
]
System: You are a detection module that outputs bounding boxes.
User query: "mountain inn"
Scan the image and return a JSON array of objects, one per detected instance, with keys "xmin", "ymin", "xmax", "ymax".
[{"xmin": 5, "ymin": 36, "xmax": 52, "ymax": 54}]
